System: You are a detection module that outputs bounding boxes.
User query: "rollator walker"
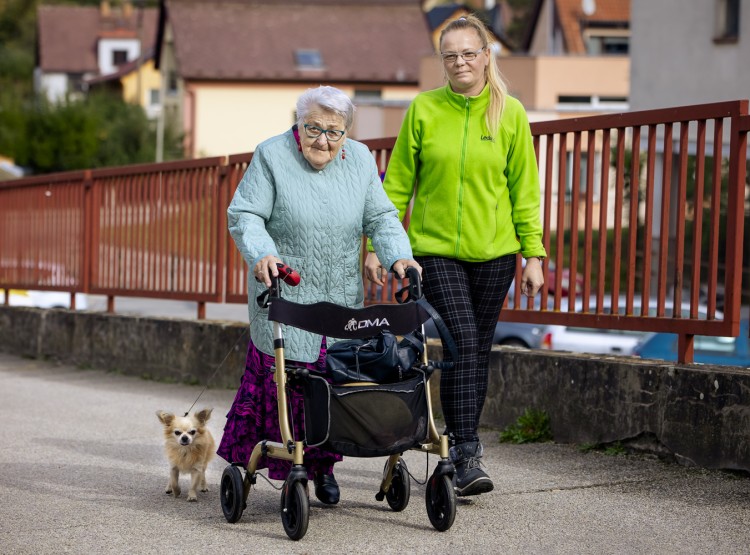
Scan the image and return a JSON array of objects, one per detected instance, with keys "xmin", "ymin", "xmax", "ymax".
[{"xmin": 220, "ymin": 266, "xmax": 457, "ymax": 540}]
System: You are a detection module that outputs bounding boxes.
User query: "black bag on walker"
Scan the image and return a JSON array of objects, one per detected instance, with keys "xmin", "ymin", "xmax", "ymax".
[
  {"xmin": 302, "ymin": 372, "xmax": 429, "ymax": 457},
  {"xmin": 326, "ymin": 330, "xmax": 424, "ymax": 384}
]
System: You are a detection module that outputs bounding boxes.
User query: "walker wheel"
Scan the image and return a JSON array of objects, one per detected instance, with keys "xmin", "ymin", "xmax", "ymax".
[
  {"xmin": 385, "ymin": 458, "xmax": 411, "ymax": 512},
  {"xmin": 425, "ymin": 473, "xmax": 456, "ymax": 531},
  {"xmin": 280, "ymin": 480, "xmax": 309, "ymax": 541},
  {"xmin": 220, "ymin": 465, "xmax": 246, "ymax": 523}
]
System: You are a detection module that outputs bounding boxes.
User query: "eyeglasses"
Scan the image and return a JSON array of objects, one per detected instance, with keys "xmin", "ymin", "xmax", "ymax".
[
  {"xmin": 303, "ymin": 124, "xmax": 346, "ymax": 142},
  {"xmin": 440, "ymin": 47, "xmax": 485, "ymax": 64}
]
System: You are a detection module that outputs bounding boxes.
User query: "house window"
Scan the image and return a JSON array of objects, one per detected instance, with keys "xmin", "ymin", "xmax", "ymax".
[
  {"xmin": 295, "ymin": 49, "xmax": 323, "ymax": 69},
  {"xmin": 167, "ymin": 71, "xmax": 178, "ymax": 95},
  {"xmin": 149, "ymin": 89, "xmax": 160, "ymax": 106},
  {"xmin": 354, "ymin": 89, "xmax": 382, "ymax": 100},
  {"xmin": 557, "ymin": 95, "xmax": 629, "ymax": 112},
  {"xmin": 585, "ymin": 35, "xmax": 629, "ymax": 55},
  {"xmin": 112, "ymin": 50, "xmax": 128, "ymax": 66},
  {"xmin": 714, "ymin": 0, "xmax": 740, "ymax": 43}
]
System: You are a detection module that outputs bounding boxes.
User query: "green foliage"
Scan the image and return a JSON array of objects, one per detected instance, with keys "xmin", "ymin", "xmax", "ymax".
[
  {"xmin": 578, "ymin": 441, "xmax": 627, "ymax": 456},
  {"xmin": 604, "ymin": 441, "xmax": 626, "ymax": 456},
  {"xmin": 504, "ymin": 0, "xmax": 536, "ymax": 49},
  {"xmin": 2, "ymin": 91, "xmax": 180, "ymax": 173},
  {"xmin": 0, "ymin": 0, "xmax": 182, "ymax": 174},
  {"xmin": 499, "ymin": 408, "xmax": 553, "ymax": 444}
]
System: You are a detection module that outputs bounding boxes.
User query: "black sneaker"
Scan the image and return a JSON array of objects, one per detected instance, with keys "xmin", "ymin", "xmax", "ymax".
[{"xmin": 449, "ymin": 441, "xmax": 494, "ymax": 497}]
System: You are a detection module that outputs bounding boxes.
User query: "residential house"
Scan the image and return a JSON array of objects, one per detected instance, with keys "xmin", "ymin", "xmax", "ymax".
[
  {"xmin": 421, "ymin": 0, "xmax": 630, "ymax": 116},
  {"xmin": 423, "ymin": 0, "xmax": 516, "ymax": 51},
  {"xmin": 630, "ymin": 0, "xmax": 748, "ymax": 110},
  {"xmin": 154, "ymin": 0, "xmax": 433, "ymax": 159},
  {"xmin": 35, "ymin": 1, "xmax": 160, "ymax": 116},
  {"xmin": 628, "ymin": 0, "xmax": 749, "ymax": 295}
]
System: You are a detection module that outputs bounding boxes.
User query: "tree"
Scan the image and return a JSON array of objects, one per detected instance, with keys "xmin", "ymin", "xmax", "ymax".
[
  {"xmin": 0, "ymin": 0, "xmax": 180, "ymax": 174},
  {"xmin": 2, "ymin": 91, "xmax": 183, "ymax": 173}
]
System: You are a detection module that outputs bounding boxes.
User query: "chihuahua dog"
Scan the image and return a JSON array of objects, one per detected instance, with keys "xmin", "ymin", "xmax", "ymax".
[{"xmin": 156, "ymin": 408, "xmax": 216, "ymax": 502}]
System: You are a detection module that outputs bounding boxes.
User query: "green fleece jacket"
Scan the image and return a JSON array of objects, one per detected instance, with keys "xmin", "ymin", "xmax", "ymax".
[{"xmin": 383, "ymin": 85, "xmax": 546, "ymax": 262}]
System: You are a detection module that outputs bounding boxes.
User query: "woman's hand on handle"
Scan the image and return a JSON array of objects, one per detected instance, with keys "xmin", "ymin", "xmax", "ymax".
[
  {"xmin": 391, "ymin": 259, "xmax": 422, "ymax": 280},
  {"xmin": 253, "ymin": 255, "xmax": 283, "ymax": 287},
  {"xmin": 365, "ymin": 252, "xmax": 422, "ymax": 285}
]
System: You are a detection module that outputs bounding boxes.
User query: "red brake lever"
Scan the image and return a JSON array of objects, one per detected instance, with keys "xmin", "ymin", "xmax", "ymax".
[{"xmin": 276, "ymin": 263, "xmax": 301, "ymax": 286}]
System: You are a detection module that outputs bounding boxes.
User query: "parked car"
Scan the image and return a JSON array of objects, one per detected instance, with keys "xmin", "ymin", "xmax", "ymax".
[
  {"xmin": 633, "ymin": 319, "xmax": 750, "ymax": 367},
  {"xmin": 0, "ymin": 289, "xmax": 88, "ymax": 310},
  {"xmin": 423, "ymin": 318, "xmax": 547, "ymax": 349},
  {"xmin": 509, "ymin": 260, "xmax": 583, "ymax": 299},
  {"xmin": 540, "ymin": 299, "xmax": 720, "ymax": 357},
  {"xmin": 422, "ymin": 295, "xmax": 719, "ymax": 358},
  {"xmin": 539, "ymin": 323, "xmax": 647, "ymax": 355}
]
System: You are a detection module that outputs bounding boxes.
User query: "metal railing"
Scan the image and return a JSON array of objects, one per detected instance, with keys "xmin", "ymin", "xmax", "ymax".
[{"xmin": 1, "ymin": 100, "xmax": 748, "ymax": 362}]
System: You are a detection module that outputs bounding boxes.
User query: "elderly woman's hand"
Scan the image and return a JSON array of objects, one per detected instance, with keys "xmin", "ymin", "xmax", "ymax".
[
  {"xmin": 365, "ymin": 253, "xmax": 422, "ymax": 285},
  {"xmin": 365, "ymin": 252, "xmax": 386, "ymax": 285},
  {"xmin": 520, "ymin": 257, "xmax": 544, "ymax": 298},
  {"xmin": 254, "ymin": 254, "xmax": 283, "ymax": 287}
]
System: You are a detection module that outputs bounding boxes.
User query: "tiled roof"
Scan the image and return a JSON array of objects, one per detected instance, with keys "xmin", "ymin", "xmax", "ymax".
[
  {"xmin": 161, "ymin": 0, "xmax": 432, "ymax": 83},
  {"xmin": 37, "ymin": 4, "xmax": 159, "ymax": 73},
  {"xmin": 555, "ymin": 0, "xmax": 630, "ymax": 54}
]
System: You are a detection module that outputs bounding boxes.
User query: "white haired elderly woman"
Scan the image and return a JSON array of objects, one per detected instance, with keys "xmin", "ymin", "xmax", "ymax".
[{"xmin": 218, "ymin": 86, "xmax": 421, "ymax": 505}]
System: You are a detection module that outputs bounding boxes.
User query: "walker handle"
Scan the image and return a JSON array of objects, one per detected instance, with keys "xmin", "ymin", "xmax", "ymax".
[
  {"xmin": 395, "ymin": 266, "xmax": 422, "ymax": 303},
  {"xmin": 276, "ymin": 263, "xmax": 301, "ymax": 286},
  {"xmin": 262, "ymin": 264, "xmax": 300, "ymax": 304}
]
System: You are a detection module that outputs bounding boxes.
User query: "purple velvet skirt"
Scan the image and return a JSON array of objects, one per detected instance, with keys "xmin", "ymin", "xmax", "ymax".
[{"xmin": 217, "ymin": 337, "xmax": 342, "ymax": 480}]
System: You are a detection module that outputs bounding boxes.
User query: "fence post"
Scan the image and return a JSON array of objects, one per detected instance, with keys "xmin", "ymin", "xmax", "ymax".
[
  {"xmin": 213, "ymin": 158, "xmax": 230, "ymax": 312},
  {"xmin": 81, "ymin": 169, "xmax": 93, "ymax": 307},
  {"xmin": 722, "ymin": 102, "xmax": 749, "ymax": 335}
]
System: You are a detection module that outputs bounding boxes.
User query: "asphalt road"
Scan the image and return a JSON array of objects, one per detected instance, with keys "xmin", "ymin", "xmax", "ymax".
[{"xmin": 1, "ymin": 352, "xmax": 749, "ymax": 554}]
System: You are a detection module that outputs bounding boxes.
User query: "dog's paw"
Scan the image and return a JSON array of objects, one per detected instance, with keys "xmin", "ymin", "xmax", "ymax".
[
  {"xmin": 165, "ymin": 488, "xmax": 172, "ymax": 495},
  {"xmin": 200, "ymin": 486, "xmax": 209, "ymax": 493},
  {"xmin": 187, "ymin": 492, "xmax": 198, "ymax": 502}
]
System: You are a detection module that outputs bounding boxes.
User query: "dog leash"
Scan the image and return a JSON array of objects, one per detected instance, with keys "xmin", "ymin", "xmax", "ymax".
[{"xmin": 183, "ymin": 325, "xmax": 249, "ymax": 417}]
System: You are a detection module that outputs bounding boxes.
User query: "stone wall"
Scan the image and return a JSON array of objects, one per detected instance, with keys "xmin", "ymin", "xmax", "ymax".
[{"xmin": 1, "ymin": 306, "xmax": 748, "ymax": 472}]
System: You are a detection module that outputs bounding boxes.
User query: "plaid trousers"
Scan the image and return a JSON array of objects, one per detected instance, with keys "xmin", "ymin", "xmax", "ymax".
[{"xmin": 416, "ymin": 254, "xmax": 516, "ymax": 444}]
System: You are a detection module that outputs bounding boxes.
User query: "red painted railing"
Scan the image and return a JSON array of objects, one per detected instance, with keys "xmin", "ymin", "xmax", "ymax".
[{"xmin": 1, "ymin": 100, "xmax": 748, "ymax": 361}]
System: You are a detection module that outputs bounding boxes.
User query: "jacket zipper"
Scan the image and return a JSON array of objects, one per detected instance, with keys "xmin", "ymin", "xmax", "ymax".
[{"xmin": 455, "ymin": 97, "xmax": 470, "ymax": 258}]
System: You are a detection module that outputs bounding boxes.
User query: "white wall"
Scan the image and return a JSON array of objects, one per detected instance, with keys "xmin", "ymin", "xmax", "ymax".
[
  {"xmin": 38, "ymin": 72, "xmax": 69, "ymax": 103},
  {"xmin": 98, "ymin": 38, "xmax": 140, "ymax": 75}
]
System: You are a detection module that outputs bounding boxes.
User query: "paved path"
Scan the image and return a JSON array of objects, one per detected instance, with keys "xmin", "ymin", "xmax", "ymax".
[{"xmin": 1, "ymin": 352, "xmax": 749, "ymax": 554}]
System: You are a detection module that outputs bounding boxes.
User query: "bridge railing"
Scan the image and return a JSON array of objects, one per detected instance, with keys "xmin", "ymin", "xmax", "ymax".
[{"xmin": 1, "ymin": 100, "xmax": 748, "ymax": 362}]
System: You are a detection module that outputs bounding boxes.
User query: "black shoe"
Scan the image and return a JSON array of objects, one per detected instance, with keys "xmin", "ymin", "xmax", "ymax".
[
  {"xmin": 449, "ymin": 441, "xmax": 494, "ymax": 497},
  {"xmin": 313, "ymin": 472, "xmax": 340, "ymax": 505}
]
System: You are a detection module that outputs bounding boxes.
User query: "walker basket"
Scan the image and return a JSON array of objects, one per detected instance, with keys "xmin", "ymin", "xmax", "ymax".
[{"xmin": 302, "ymin": 371, "xmax": 429, "ymax": 458}]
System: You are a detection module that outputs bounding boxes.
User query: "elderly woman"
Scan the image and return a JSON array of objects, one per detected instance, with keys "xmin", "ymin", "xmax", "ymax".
[{"xmin": 218, "ymin": 86, "xmax": 421, "ymax": 505}]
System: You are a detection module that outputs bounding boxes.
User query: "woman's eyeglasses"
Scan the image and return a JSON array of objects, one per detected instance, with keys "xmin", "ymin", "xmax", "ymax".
[
  {"xmin": 303, "ymin": 124, "xmax": 346, "ymax": 142},
  {"xmin": 440, "ymin": 47, "xmax": 485, "ymax": 64}
]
